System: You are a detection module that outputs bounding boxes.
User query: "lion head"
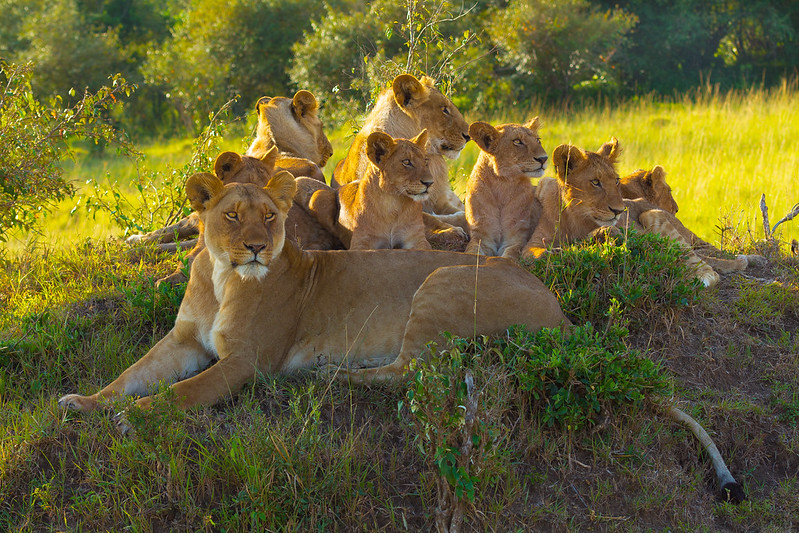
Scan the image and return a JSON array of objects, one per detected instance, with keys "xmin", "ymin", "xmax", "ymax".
[
  {"xmin": 552, "ymin": 137, "xmax": 626, "ymax": 227},
  {"xmin": 620, "ymin": 165, "xmax": 679, "ymax": 214},
  {"xmin": 248, "ymin": 90, "xmax": 333, "ymax": 167},
  {"xmin": 213, "ymin": 147, "xmax": 279, "ymax": 186},
  {"xmin": 186, "ymin": 169, "xmax": 297, "ymax": 280},
  {"xmin": 391, "ymin": 74, "xmax": 470, "ymax": 159},
  {"xmin": 367, "ymin": 129, "xmax": 433, "ymax": 201},
  {"xmin": 469, "ymin": 117, "xmax": 547, "ymax": 178}
]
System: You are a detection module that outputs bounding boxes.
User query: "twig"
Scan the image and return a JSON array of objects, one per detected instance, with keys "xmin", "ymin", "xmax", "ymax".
[
  {"xmin": 771, "ymin": 202, "xmax": 799, "ymax": 236},
  {"xmin": 760, "ymin": 194, "xmax": 771, "ymax": 239}
]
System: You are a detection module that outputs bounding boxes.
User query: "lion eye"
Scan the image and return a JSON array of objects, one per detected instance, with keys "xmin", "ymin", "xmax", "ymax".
[
  {"xmin": 590, "ymin": 179, "xmax": 601, "ymax": 188},
  {"xmin": 225, "ymin": 211, "xmax": 238, "ymax": 221},
  {"xmin": 265, "ymin": 212, "xmax": 275, "ymax": 222},
  {"xmin": 513, "ymin": 139, "xmax": 523, "ymax": 146},
  {"xmin": 442, "ymin": 107, "xmax": 451, "ymax": 116},
  {"xmin": 616, "ymin": 178, "xmax": 621, "ymax": 185},
  {"xmin": 402, "ymin": 159, "xmax": 412, "ymax": 167}
]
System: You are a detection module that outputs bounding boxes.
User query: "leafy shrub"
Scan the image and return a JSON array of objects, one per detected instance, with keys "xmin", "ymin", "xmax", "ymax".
[
  {"xmin": 523, "ymin": 229, "xmax": 702, "ymax": 327},
  {"xmin": 0, "ymin": 62, "xmax": 135, "ymax": 241},
  {"xmin": 79, "ymin": 99, "xmax": 236, "ymax": 236},
  {"xmin": 404, "ymin": 324, "xmax": 671, "ymax": 528}
]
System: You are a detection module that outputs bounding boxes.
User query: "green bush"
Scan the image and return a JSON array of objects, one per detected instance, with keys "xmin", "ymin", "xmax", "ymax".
[
  {"xmin": 523, "ymin": 229, "xmax": 702, "ymax": 327},
  {"xmin": 0, "ymin": 62, "xmax": 135, "ymax": 241}
]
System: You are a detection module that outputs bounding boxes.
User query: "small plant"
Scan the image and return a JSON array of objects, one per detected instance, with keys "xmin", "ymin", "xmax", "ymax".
[
  {"xmin": 114, "ymin": 269, "xmax": 186, "ymax": 332},
  {"xmin": 523, "ymin": 229, "xmax": 702, "ymax": 327},
  {"xmin": 80, "ymin": 98, "xmax": 239, "ymax": 237},
  {"xmin": 503, "ymin": 324, "xmax": 672, "ymax": 433},
  {"xmin": 404, "ymin": 335, "xmax": 503, "ymax": 533}
]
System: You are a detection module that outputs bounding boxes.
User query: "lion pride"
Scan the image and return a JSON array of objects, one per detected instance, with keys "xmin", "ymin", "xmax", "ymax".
[
  {"xmin": 58, "ymin": 171, "xmax": 568, "ymax": 429},
  {"xmin": 522, "ymin": 138, "xmax": 760, "ymax": 287}
]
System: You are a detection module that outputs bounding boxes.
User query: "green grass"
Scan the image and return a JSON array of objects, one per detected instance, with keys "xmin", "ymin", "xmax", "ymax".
[{"xmin": 2, "ymin": 85, "xmax": 799, "ymax": 531}]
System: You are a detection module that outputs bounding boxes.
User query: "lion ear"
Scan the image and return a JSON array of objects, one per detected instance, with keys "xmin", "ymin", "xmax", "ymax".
[
  {"xmin": 255, "ymin": 96, "xmax": 272, "ymax": 113},
  {"xmin": 411, "ymin": 129, "xmax": 428, "ymax": 150},
  {"xmin": 649, "ymin": 165, "xmax": 666, "ymax": 186},
  {"xmin": 597, "ymin": 137, "xmax": 621, "ymax": 163},
  {"xmin": 366, "ymin": 131, "xmax": 396, "ymax": 167},
  {"xmin": 469, "ymin": 121, "xmax": 499, "ymax": 153},
  {"xmin": 186, "ymin": 172, "xmax": 225, "ymax": 213},
  {"xmin": 392, "ymin": 74, "xmax": 427, "ymax": 108},
  {"xmin": 214, "ymin": 152, "xmax": 243, "ymax": 183},
  {"xmin": 258, "ymin": 145, "xmax": 279, "ymax": 170},
  {"xmin": 265, "ymin": 170, "xmax": 297, "ymax": 214},
  {"xmin": 525, "ymin": 116, "xmax": 541, "ymax": 131},
  {"xmin": 292, "ymin": 90, "xmax": 318, "ymax": 117},
  {"xmin": 552, "ymin": 144, "xmax": 587, "ymax": 182}
]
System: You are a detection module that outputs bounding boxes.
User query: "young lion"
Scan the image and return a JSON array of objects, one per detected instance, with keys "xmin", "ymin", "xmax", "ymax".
[
  {"xmin": 522, "ymin": 139, "xmax": 756, "ymax": 287},
  {"xmin": 58, "ymin": 172, "xmax": 568, "ymax": 427},
  {"xmin": 465, "ymin": 117, "xmax": 548, "ymax": 259},
  {"xmin": 332, "ymin": 74, "xmax": 469, "ymax": 217},
  {"xmin": 246, "ymin": 90, "xmax": 333, "ymax": 183},
  {"xmin": 127, "ymin": 90, "xmax": 333, "ymax": 252},
  {"xmin": 620, "ymin": 165, "xmax": 678, "ymax": 215},
  {"xmin": 330, "ymin": 130, "xmax": 467, "ymax": 250}
]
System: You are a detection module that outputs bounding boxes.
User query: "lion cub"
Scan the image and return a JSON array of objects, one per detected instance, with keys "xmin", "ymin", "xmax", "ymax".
[
  {"xmin": 523, "ymin": 138, "xmax": 758, "ymax": 287},
  {"xmin": 464, "ymin": 117, "xmax": 548, "ymax": 259},
  {"xmin": 313, "ymin": 129, "xmax": 456, "ymax": 250}
]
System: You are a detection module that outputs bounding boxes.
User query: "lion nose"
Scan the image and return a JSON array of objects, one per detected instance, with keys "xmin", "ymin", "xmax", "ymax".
[
  {"xmin": 535, "ymin": 155, "xmax": 548, "ymax": 165},
  {"xmin": 421, "ymin": 180, "xmax": 434, "ymax": 188},
  {"xmin": 462, "ymin": 132, "xmax": 470, "ymax": 141},
  {"xmin": 245, "ymin": 243, "xmax": 266, "ymax": 255},
  {"xmin": 609, "ymin": 206, "xmax": 624, "ymax": 216}
]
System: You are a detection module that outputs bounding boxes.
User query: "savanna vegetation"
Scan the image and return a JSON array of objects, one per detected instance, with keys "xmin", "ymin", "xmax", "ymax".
[{"xmin": 2, "ymin": 0, "xmax": 799, "ymax": 531}]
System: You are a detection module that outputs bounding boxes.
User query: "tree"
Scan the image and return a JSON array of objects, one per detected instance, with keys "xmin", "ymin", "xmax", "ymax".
[{"xmin": 487, "ymin": 0, "xmax": 637, "ymax": 98}]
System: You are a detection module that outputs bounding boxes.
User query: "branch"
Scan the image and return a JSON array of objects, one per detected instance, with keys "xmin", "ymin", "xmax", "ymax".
[
  {"xmin": 760, "ymin": 194, "xmax": 771, "ymax": 239},
  {"xmin": 771, "ymin": 202, "xmax": 799, "ymax": 236}
]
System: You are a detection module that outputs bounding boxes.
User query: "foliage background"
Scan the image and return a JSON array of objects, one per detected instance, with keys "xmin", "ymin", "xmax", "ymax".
[{"xmin": 2, "ymin": 0, "xmax": 798, "ymax": 136}]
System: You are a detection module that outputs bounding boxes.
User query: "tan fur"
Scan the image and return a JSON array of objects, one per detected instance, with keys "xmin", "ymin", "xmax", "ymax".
[
  {"xmin": 246, "ymin": 90, "xmax": 333, "ymax": 182},
  {"xmin": 58, "ymin": 174, "xmax": 569, "ymax": 423},
  {"xmin": 522, "ymin": 139, "xmax": 753, "ymax": 287},
  {"xmin": 332, "ymin": 74, "xmax": 469, "ymax": 216},
  {"xmin": 304, "ymin": 131, "xmax": 468, "ymax": 250},
  {"xmin": 620, "ymin": 166, "xmax": 679, "ymax": 215},
  {"xmin": 127, "ymin": 90, "xmax": 333, "ymax": 256},
  {"xmin": 465, "ymin": 117, "xmax": 547, "ymax": 259}
]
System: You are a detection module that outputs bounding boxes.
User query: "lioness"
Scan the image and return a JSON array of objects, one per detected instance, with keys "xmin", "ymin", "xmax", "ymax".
[
  {"xmin": 332, "ymin": 74, "xmax": 469, "ymax": 217},
  {"xmin": 246, "ymin": 90, "xmax": 333, "ymax": 183},
  {"xmin": 127, "ymin": 90, "xmax": 333, "ymax": 251},
  {"xmin": 465, "ymin": 118, "xmax": 548, "ymax": 259},
  {"xmin": 521, "ymin": 138, "xmax": 755, "ymax": 287},
  {"xmin": 58, "ymin": 172, "xmax": 568, "ymax": 422}
]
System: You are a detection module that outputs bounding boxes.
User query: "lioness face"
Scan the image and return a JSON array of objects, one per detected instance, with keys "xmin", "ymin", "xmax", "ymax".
[
  {"xmin": 470, "ymin": 117, "xmax": 547, "ymax": 178},
  {"xmin": 553, "ymin": 138, "xmax": 626, "ymax": 227},
  {"xmin": 187, "ymin": 170, "xmax": 297, "ymax": 280},
  {"xmin": 256, "ymin": 91, "xmax": 333, "ymax": 167},
  {"xmin": 393, "ymin": 75, "xmax": 470, "ymax": 160},
  {"xmin": 367, "ymin": 130, "xmax": 433, "ymax": 202},
  {"xmin": 620, "ymin": 166, "xmax": 678, "ymax": 214}
]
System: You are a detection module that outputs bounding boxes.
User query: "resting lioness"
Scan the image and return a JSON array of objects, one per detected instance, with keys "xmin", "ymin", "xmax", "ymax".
[
  {"xmin": 58, "ymin": 171, "xmax": 568, "ymax": 424},
  {"xmin": 522, "ymin": 138, "xmax": 758, "ymax": 287}
]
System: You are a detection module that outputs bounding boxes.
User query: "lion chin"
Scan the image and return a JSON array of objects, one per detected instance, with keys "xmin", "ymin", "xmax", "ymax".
[{"xmin": 235, "ymin": 262, "xmax": 269, "ymax": 281}]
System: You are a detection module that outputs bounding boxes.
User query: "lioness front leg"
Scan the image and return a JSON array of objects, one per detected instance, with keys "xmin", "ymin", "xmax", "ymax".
[
  {"xmin": 58, "ymin": 328, "xmax": 212, "ymax": 412},
  {"xmin": 336, "ymin": 260, "xmax": 569, "ymax": 384}
]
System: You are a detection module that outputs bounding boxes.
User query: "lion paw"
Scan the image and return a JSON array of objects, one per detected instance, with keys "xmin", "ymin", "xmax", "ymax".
[
  {"xmin": 112, "ymin": 411, "xmax": 134, "ymax": 436},
  {"xmin": 58, "ymin": 394, "xmax": 98, "ymax": 412},
  {"xmin": 126, "ymin": 234, "xmax": 145, "ymax": 244},
  {"xmin": 589, "ymin": 225, "xmax": 621, "ymax": 243},
  {"xmin": 698, "ymin": 268, "xmax": 721, "ymax": 288}
]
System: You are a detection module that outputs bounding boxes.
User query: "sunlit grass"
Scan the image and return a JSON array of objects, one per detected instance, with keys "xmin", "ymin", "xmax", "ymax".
[{"xmin": 4, "ymin": 81, "xmax": 797, "ymax": 256}]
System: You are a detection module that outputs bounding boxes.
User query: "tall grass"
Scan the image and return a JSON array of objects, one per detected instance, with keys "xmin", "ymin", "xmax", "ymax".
[
  {"xmin": 452, "ymin": 79, "xmax": 799, "ymax": 245},
  {"xmin": 3, "ymin": 81, "xmax": 797, "ymax": 255}
]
